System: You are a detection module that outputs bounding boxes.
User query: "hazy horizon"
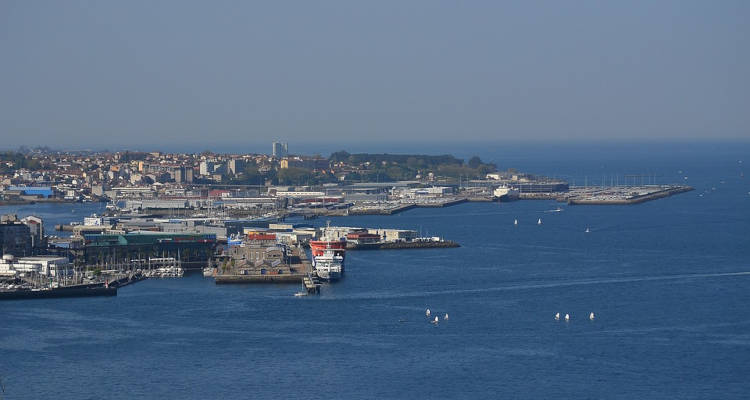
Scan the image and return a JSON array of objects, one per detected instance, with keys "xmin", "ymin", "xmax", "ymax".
[{"xmin": 1, "ymin": 1, "xmax": 748, "ymax": 148}]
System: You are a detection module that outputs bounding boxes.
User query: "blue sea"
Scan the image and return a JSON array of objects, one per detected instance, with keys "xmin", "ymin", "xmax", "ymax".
[{"xmin": 1, "ymin": 141, "xmax": 749, "ymax": 399}]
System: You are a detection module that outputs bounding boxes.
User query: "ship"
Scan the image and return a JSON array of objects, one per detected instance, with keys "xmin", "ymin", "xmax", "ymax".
[
  {"xmin": 493, "ymin": 185, "xmax": 520, "ymax": 201},
  {"xmin": 313, "ymin": 247, "xmax": 344, "ymax": 281},
  {"xmin": 310, "ymin": 224, "xmax": 346, "ymax": 280}
]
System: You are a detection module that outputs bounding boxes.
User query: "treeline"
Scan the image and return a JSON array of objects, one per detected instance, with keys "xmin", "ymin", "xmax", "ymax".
[
  {"xmin": 329, "ymin": 151, "xmax": 463, "ymax": 167},
  {"xmin": 0, "ymin": 152, "xmax": 43, "ymax": 172},
  {"xmin": 329, "ymin": 151, "xmax": 496, "ymax": 180}
]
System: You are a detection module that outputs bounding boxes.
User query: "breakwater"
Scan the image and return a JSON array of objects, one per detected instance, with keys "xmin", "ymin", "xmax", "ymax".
[{"xmin": 567, "ymin": 185, "xmax": 694, "ymax": 205}]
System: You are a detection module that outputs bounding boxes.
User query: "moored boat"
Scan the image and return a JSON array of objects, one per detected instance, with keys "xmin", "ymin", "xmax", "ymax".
[{"xmin": 314, "ymin": 247, "xmax": 344, "ymax": 281}]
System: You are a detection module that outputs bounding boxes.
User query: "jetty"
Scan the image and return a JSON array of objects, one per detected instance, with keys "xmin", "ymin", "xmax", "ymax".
[{"xmin": 566, "ymin": 185, "xmax": 693, "ymax": 205}]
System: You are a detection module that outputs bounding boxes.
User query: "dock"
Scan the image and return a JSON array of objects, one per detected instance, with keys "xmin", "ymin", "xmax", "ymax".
[
  {"xmin": 566, "ymin": 185, "xmax": 693, "ymax": 205},
  {"xmin": 214, "ymin": 245, "xmax": 314, "ymax": 284},
  {"xmin": 302, "ymin": 275, "xmax": 320, "ymax": 294}
]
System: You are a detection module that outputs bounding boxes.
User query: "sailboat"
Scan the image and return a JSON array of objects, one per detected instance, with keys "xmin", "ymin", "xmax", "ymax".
[
  {"xmin": 537, "ymin": 218, "xmax": 542, "ymax": 225},
  {"xmin": 514, "ymin": 219, "xmax": 518, "ymax": 226},
  {"xmin": 585, "ymin": 227, "xmax": 590, "ymax": 233}
]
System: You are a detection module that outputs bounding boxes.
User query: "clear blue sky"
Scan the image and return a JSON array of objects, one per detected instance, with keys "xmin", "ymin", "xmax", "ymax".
[{"xmin": 0, "ymin": 0, "xmax": 748, "ymax": 151}]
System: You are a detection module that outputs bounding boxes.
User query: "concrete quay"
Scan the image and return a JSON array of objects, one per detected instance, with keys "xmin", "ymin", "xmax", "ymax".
[
  {"xmin": 566, "ymin": 185, "xmax": 693, "ymax": 205},
  {"xmin": 214, "ymin": 246, "xmax": 313, "ymax": 284}
]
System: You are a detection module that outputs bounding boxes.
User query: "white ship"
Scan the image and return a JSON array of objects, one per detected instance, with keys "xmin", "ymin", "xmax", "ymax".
[
  {"xmin": 493, "ymin": 186, "xmax": 519, "ymax": 201},
  {"xmin": 314, "ymin": 248, "xmax": 344, "ymax": 281}
]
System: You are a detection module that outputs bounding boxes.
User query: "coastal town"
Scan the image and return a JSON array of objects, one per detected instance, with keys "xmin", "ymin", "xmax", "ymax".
[{"xmin": 0, "ymin": 142, "xmax": 692, "ymax": 299}]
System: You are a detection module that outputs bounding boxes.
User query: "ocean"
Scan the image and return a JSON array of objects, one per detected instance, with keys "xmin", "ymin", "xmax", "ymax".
[{"xmin": 1, "ymin": 141, "xmax": 749, "ymax": 399}]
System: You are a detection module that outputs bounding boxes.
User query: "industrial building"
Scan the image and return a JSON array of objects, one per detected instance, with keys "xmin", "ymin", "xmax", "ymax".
[{"xmin": 72, "ymin": 233, "xmax": 217, "ymax": 270}]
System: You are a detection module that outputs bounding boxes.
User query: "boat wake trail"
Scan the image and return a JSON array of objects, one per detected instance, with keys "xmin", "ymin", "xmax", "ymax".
[{"xmin": 323, "ymin": 271, "xmax": 750, "ymax": 301}]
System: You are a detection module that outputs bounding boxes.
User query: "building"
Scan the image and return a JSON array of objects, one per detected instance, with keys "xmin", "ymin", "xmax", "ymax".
[
  {"xmin": 20, "ymin": 215, "xmax": 45, "ymax": 251},
  {"xmin": 72, "ymin": 233, "xmax": 217, "ymax": 270},
  {"xmin": 199, "ymin": 160, "xmax": 213, "ymax": 176},
  {"xmin": 0, "ymin": 255, "xmax": 72, "ymax": 277},
  {"xmin": 8, "ymin": 186, "xmax": 54, "ymax": 198},
  {"xmin": 228, "ymin": 159, "xmax": 246, "ymax": 175},
  {"xmin": 280, "ymin": 156, "xmax": 329, "ymax": 170},
  {"xmin": 346, "ymin": 232, "xmax": 381, "ymax": 244},
  {"xmin": 272, "ymin": 141, "xmax": 288, "ymax": 158},
  {"xmin": 367, "ymin": 228, "xmax": 418, "ymax": 242},
  {"xmin": 0, "ymin": 214, "xmax": 32, "ymax": 256}
]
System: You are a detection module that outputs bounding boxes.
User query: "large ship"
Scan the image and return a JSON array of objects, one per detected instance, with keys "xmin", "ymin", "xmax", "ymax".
[
  {"xmin": 313, "ymin": 247, "xmax": 344, "ymax": 281},
  {"xmin": 309, "ymin": 226, "xmax": 346, "ymax": 280},
  {"xmin": 493, "ymin": 185, "xmax": 520, "ymax": 202},
  {"xmin": 309, "ymin": 238, "xmax": 346, "ymax": 262}
]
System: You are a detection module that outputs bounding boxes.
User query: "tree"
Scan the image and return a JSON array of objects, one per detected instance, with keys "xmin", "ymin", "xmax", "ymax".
[
  {"xmin": 329, "ymin": 150, "xmax": 351, "ymax": 163},
  {"xmin": 468, "ymin": 156, "xmax": 482, "ymax": 169},
  {"xmin": 277, "ymin": 167, "xmax": 313, "ymax": 185}
]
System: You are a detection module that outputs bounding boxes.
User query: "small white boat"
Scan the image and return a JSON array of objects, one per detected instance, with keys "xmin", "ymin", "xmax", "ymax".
[
  {"xmin": 425, "ymin": 308, "xmax": 431, "ymax": 317},
  {"xmin": 444, "ymin": 313, "xmax": 449, "ymax": 320},
  {"xmin": 514, "ymin": 219, "xmax": 518, "ymax": 226},
  {"xmin": 555, "ymin": 312, "xmax": 560, "ymax": 321},
  {"xmin": 585, "ymin": 227, "xmax": 590, "ymax": 233},
  {"xmin": 589, "ymin": 312, "xmax": 595, "ymax": 321},
  {"xmin": 294, "ymin": 292, "xmax": 307, "ymax": 297},
  {"xmin": 431, "ymin": 316, "xmax": 439, "ymax": 324},
  {"xmin": 537, "ymin": 218, "xmax": 542, "ymax": 225},
  {"xmin": 564, "ymin": 313, "xmax": 570, "ymax": 322}
]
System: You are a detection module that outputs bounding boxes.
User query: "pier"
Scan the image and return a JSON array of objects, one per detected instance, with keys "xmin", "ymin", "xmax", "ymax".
[
  {"xmin": 566, "ymin": 185, "xmax": 693, "ymax": 205},
  {"xmin": 214, "ymin": 245, "xmax": 314, "ymax": 284}
]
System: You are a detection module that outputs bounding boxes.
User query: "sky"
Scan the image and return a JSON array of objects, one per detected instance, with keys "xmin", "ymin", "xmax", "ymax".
[{"xmin": 0, "ymin": 0, "xmax": 748, "ymax": 151}]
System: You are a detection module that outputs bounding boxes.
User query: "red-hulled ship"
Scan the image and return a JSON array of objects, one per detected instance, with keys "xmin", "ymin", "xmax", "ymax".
[{"xmin": 309, "ymin": 238, "xmax": 346, "ymax": 262}]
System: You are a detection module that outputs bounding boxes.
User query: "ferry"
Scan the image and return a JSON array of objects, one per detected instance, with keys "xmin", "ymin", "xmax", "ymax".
[
  {"xmin": 313, "ymin": 247, "xmax": 344, "ymax": 281},
  {"xmin": 310, "ymin": 238, "xmax": 346, "ymax": 263},
  {"xmin": 493, "ymin": 186, "xmax": 519, "ymax": 202}
]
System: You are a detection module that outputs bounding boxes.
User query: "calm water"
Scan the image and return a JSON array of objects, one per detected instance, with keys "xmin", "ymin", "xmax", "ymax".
[{"xmin": 1, "ymin": 142, "xmax": 749, "ymax": 399}]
